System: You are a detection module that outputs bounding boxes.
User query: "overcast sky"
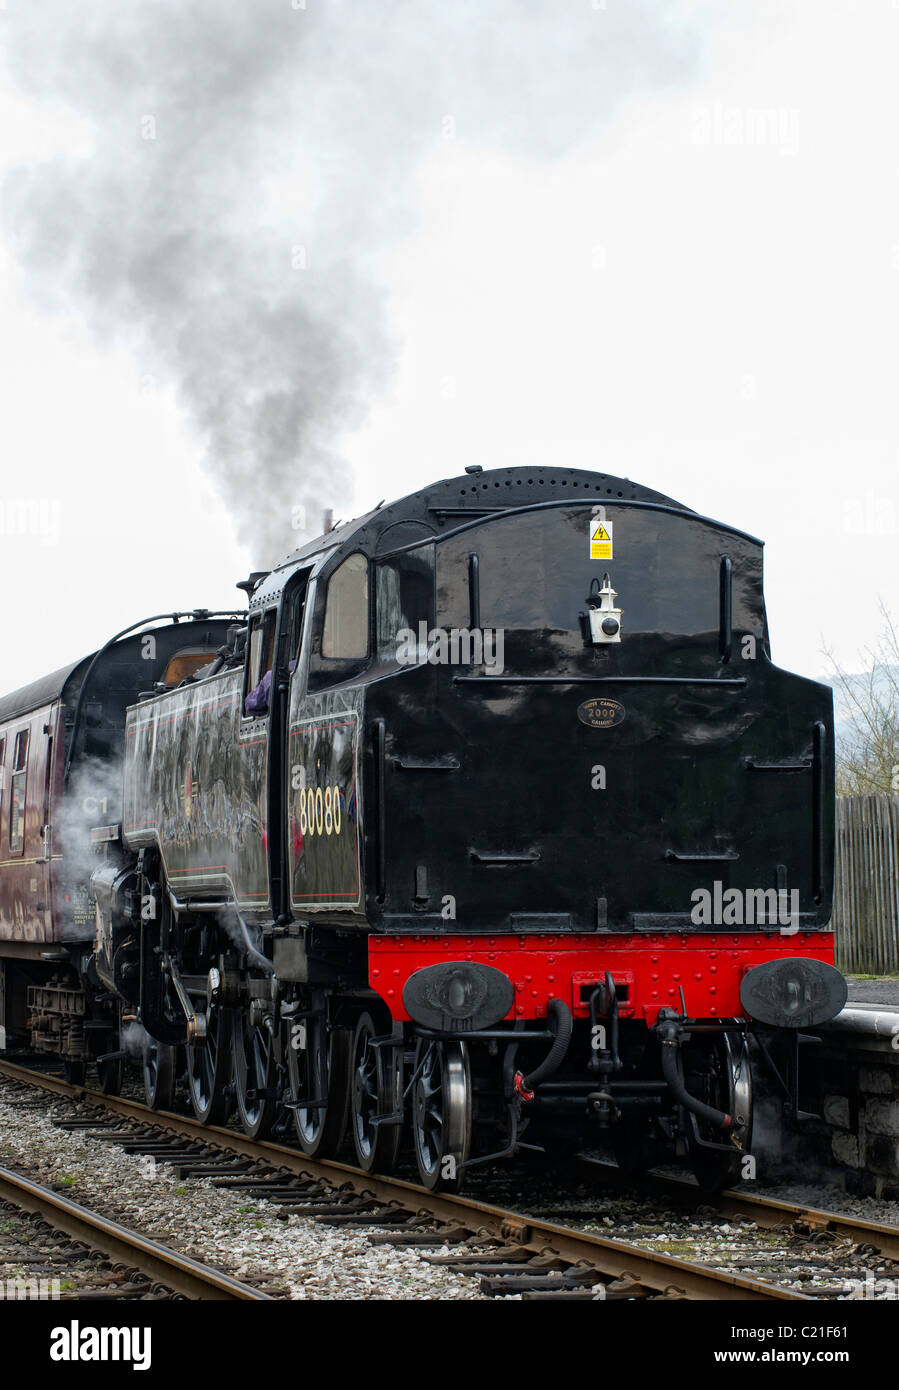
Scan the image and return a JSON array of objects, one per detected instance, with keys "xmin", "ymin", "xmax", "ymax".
[{"xmin": 1, "ymin": 0, "xmax": 896, "ymax": 693}]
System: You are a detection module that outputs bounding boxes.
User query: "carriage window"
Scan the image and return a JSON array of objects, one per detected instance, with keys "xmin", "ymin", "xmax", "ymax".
[
  {"xmin": 0, "ymin": 737, "xmax": 5, "ymax": 826},
  {"xmin": 322, "ymin": 553, "xmax": 369, "ymax": 658},
  {"xmin": 9, "ymin": 729, "xmax": 28, "ymax": 855}
]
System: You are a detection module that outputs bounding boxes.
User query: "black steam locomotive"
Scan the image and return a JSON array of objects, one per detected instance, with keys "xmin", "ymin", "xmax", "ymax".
[{"xmin": 0, "ymin": 466, "xmax": 847, "ymax": 1190}]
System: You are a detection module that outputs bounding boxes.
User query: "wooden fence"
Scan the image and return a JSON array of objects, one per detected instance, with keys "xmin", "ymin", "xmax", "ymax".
[{"xmin": 833, "ymin": 794, "xmax": 899, "ymax": 975}]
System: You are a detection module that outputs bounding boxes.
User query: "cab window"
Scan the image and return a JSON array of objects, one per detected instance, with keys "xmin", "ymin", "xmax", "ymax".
[
  {"xmin": 9, "ymin": 729, "xmax": 28, "ymax": 854},
  {"xmin": 284, "ymin": 573, "xmax": 311, "ymax": 675},
  {"xmin": 244, "ymin": 610, "xmax": 277, "ymax": 716},
  {"xmin": 322, "ymin": 553, "xmax": 369, "ymax": 658},
  {"xmin": 376, "ymin": 546, "xmax": 435, "ymax": 663},
  {"xmin": 307, "ymin": 553, "xmax": 370, "ymax": 692}
]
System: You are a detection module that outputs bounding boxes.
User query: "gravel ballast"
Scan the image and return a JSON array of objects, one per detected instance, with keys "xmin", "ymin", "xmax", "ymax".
[{"xmin": 0, "ymin": 1090, "xmax": 481, "ymax": 1300}]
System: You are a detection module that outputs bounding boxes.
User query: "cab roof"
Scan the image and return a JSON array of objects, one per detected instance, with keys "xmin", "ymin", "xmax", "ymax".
[{"xmin": 251, "ymin": 465, "xmax": 692, "ymax": 610}]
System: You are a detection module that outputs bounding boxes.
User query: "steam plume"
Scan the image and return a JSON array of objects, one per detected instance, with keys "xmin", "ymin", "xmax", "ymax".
[{"xmin": 2, "ymin": 1, "xmax": 705, "ymax": 565}]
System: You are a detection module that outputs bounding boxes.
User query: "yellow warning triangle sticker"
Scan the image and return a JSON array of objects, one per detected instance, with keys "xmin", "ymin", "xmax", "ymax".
[{"xmin": 590, "ymin": 514, "xmax": 613, "ymax": 559}]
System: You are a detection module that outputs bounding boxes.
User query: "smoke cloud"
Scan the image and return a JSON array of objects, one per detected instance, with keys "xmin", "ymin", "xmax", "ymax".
[
  {"xmin": 54, "ymin": 755, "xmax": 125, "ymax": 928},
  {"xmin": 2, "ymin": 1, "xmax": 707, "ymax": 566}
]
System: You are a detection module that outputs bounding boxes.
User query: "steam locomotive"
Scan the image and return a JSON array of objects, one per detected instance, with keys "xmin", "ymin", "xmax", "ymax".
[{"xmin": 0, "ymin": 465, "xmax": 847, "ymax": 1191}]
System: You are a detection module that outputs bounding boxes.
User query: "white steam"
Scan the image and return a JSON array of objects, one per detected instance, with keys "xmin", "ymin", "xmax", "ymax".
[
  {"xmin": 1, "ymin": 0, "xmax": 709, "ymax": 566},
  {"xmin": 54, "ymin": 756, "xmax": 124, "ymax": 923}
]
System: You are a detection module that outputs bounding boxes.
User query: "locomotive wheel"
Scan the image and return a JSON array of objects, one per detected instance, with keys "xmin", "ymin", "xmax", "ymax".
[
  {"xmin": 143, "ymin": 1036, "xmax": 178, "ymax": 1111},
  {"xmin": 688, "ymin": 1026, "xmax": 752, "ymax": 1192},
  {"xmin": 186, "ymin": 1006, "xmax": 233, "ymax": 1126},
  {"xmin": 412, "ymin": 1039, "xmax": 471, "ymax": 1192},
  {"xmin": 285, "ymin": 1001, "xmax": 350, "ymax": 1158},
  {"xmin": 232, "ymin": 1010, "xmax": 278, "ymax": 1140},
  {"xmin": 350, "ymin": 1012, "xmax": 403, "ymax": 1174}
]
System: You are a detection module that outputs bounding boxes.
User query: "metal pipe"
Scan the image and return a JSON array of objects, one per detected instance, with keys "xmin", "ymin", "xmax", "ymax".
[
  {"xmin": 166, "ymin": 891, "xmax": 274, "ymax": 977},
  {"xmin": 168, "ymin": 894, "xmax": 231, "ymax": 912},
  {"xmin": 534, "ymin": 1096, "xmax": 664, "ymax": 1112},
  {"xmin": 227, "ymin": 908, "xmax": 275, "ymax": 977},
  {"xmin": 374, "ymin": 719, "xmax": 386, "ymax": 899},
  {"xmin": 415, "ymin": 1027, "xmax": 555, "ymax": 1042},
  {"xmin": 812, "ymin": 720, "xmax": 826, "ymax": 904},
  {"xmin": 820, "ymin": 1007, "xmax": 899, "ymax": 1039},
  {"xmin": 718, "ymin": 555, "xmax": 732, "ymax": 662},
  {"xmin": 539, "ymin": 1080, "xmax": 668, "ymax": 1093},
  {"xmin": 468, "ymin": 552, "xmax": 481, "ymax": 629}
]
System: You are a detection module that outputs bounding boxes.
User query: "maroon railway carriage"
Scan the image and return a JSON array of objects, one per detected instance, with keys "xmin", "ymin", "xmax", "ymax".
[{"xmin": 0, "ymin": 616, "xmax": 234, "ymax": 1082}]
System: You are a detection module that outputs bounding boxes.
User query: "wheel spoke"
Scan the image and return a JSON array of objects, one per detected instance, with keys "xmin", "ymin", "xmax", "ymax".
[
  {"xmin": 287, "ymin": 1003, "xmax": 348, "ymax": 1158},
  {"xmin": 232, "ymin": 1009, "xmax": 276, "ymax": 1138},
  {"xmin": 412, "ymin": 1040, "xmax": 470, "ymax": 1191},
  {"xmin": 186, "ymin": 1006, "xmax": 231, "ymax": 1126},
  {"xmin": 349, "ymin": 1013, "xmax": 402, "ymax": 1174}
]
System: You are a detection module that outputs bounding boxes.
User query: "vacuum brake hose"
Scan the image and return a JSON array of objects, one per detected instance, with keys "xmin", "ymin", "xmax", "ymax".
[
  {"xmin": 521, "ymin": 998, "xmax": 573, "ymax": 1092},
  {"xmin": 659, "ymin": 1035, "xmax": 732, "ymax": 1130}
]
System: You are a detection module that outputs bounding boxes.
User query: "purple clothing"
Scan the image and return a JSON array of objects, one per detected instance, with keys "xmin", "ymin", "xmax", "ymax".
[{"xmin": 245, "ymin": 667, "xmax": 272, "ymax": 714}]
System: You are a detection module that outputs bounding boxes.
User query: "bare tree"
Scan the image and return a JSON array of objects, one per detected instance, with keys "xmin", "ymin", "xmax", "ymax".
[{"xmin": 825, "ymin": 602, "xmax": 899, "ymax": 796}]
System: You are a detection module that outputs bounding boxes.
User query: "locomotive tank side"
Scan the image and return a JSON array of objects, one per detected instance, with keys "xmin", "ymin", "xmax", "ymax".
[{"xmin": 123, "ymin": 669, "xmax": 272, "ymax": 914}]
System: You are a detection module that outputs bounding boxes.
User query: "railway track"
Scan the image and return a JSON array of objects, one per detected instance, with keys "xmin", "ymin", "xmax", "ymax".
[
  {"xmin": 0, "ymin": 1162, "xmax": 273, "ymax": 1301},
  {"xmin": 577, "ymin": 1157, "xmax": 899, "ymax": 1263},
  {"xmin": 0, "ymin": 1056, "xmax": 882, "ymax": 1301}
]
